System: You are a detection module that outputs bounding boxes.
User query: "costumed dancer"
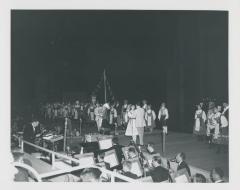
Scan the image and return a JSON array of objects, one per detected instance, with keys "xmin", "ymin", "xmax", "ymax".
[
  {"xmin": 145, "ymin": 105, "xmax": 156, "ymax": 133},
  {"xmin": 53, "ymin": 104, "xmax": 58, "ymax": 122},
  {"xmin": 94, "ymin": 103, "xmax": 103, "ymax": 132},
  {"xmin": 101, "ymin": 103, "xmax": 110, "ymax": 130},
  {"xmin": 73, "ymin": 107, "xmax": 79, "ymax": 121},
  {"xmin": 222, "ymin": 103, "xmax": 229, "ymax": 123},
  {"xmin": 215, "ymin": 103, "xmax": 229, "ymax": 153},
  {"xmin": 193, "ymin": 104, "xmax": 207, "ymax": 141},
  {"xmin": 125, "ymin": 105, "xmax": 138, "ymax": 143},
  {"xmin": 158, "ymin": 103, "xmax": 169, "ymax": 135},
  {"xmin": 142, "ymin": 100, "xmax": 148, "ymax": 112},
  {"xmin": 122, "ymin": 100, "xmax": 129, "ymax": 128},
  {"xmin": 114, "ymin": 101, "xmax": 122, "ymax": 128},
  {"xmin": 213, "ymin": 107, "xmax": 221, "ymax": 140},
  {"xmin": 109, "ymin": 105, "xmax": 117, "ymax": 127},
  {"xmin": 63, "ymin": 105, "xmax": 69, "ymax": 119},
  {"xmin": 88, "ymin": 104, "xmax": 96, "ymax": 122},
  {"xmin": 46, "ymin": 104, "xmax": 52, "ymax": 121},
  {"xmin": 214, "ymin": 106, "xmax": 228, "ymax": 154},
  {"xmin": 206, "ymin": 107, "xmax": 216, "ymax": 148}
]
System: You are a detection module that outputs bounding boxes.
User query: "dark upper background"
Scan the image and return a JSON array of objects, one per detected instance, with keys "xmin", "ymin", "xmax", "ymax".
[{"xmin": 11, "ymin": 10, "xmax": 228, "ymax": 132}]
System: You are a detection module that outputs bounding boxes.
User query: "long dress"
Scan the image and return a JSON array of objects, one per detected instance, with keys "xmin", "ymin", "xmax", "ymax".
[
  {"xmin": 193, "ymin": 109, "xmax": 206, "ymax": 135},
  {"xmin": 125, "ymin": 110, "xmax": 138, "ymax": 136},
  {"xmin": 95, "ymin": 107, "xmax": 103, "ymax": 131},
  {"xmin": 122, "ymin": 104, "xmax": 128, "ymax": 125},
  {"xmin": 212, "ymin": 112, "xmax": 228, "ymax": 145},
  {"xmin": 206, "ymin": 111, "xmax": 215, "ymax": 136}
]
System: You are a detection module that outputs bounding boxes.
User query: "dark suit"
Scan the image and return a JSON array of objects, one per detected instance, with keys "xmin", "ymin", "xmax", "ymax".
[
  {"xmin": 101, "ymin": 144, "xmax": 124, "ymax": 170},
  {"xmin": 23, "ymin": 123, "xmax": 40, "ymax": 153},
  {"xmin": 111, "ymin": 144, "xmax": 124, "ymax": 163},
  {"xmin": 150, "ymin": 166, "xmax": 169, "ymax": 182},
  {"xmin": 177, "ymin": 161, "xmax": 191, "ymax": 177}
]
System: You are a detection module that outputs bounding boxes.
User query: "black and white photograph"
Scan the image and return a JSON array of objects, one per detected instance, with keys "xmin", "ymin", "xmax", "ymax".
[{"xmin": 1, "ymin": 0, "xmax": 240, "ymax": 187}]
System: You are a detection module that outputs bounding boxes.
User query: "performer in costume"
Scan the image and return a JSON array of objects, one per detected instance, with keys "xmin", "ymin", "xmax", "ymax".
[
  {"xmin": 114, "ymin": 101, "xmax": 122, "ymax": 127},
  {"xmin": 206, "ymin": 107, "xmax": 217, "ymax": 148},
  {"xmin": 213, "ymin": 107, "xmax": 221, "ymax": 140},
  {"xmin": 142, "ymin": 100, "xmax": 148, "ymax": 112},
  {"xmin": 222, "ymin": 103, "xmax": 229, "ymax": 122},
  {"xmin": 53, "ymin": 104, "xmax": 58, "ymax": 122},
  {"xmin": 158, "ymin": 103, "xmax": 169, "ymax": 134},
  {"xmin": 94, "ymin": 103, "xmax": 103, "ymax": 132},
  {"xmin": 145, "ymin": 105, "xmax": 156, "ymax": 133},
  {"xmin": 101, "ymin": 103, "xmax": 110, "ymax": 130},
  {"xmin": 214, "ymin": 105, "xmax": 229, "ymax": 154},
  {"xmin": 73, "ymin": 107, "xmax": 79, "ymax": 121},
  {"xmin": 63, "ymin": 105, "xmax": 69, "ymax": 119},
  {"xmin": 109, "ymin": 105, "xmax": 117, "ymax": 127},
  {"xmin": 193, "ymin": 104, "xmax": 207, "ymax": 140},
  {"xmin": 46, "ymin": 104, "xmax": 52, "ymax": 121},
  {"xmin": 88, "ymin": 104, "xmax": 96, "ymax": 122},
  {"xmin": 125, "ymin": 105, "xmax": 138, "ymax": 143},
  {"xmin": 122, "ymin": 100, "xmax": 129, "ymax": 128}
]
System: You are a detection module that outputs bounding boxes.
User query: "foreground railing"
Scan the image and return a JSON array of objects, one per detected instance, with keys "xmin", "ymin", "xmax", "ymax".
[{"xmin": 12, "ymin": 135, "xmax": 137, "ymax": 182}]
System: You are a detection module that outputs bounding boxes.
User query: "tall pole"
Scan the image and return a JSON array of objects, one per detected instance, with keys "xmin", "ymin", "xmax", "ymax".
[
  {"xmin": 103, "ymin": 69, "xmax": 107, "ymax": 103},
  {"xmin": 63, "ymin": 118, "xmax": 67, "ymax": 152},
  {"xmin": 162, "ymin": 131, "xmax": 166, "ymax": 157}
]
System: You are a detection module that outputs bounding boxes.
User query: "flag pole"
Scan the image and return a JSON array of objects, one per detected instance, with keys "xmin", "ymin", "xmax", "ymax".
[{"xmin": 104, "ymin": 69, "xmax": 107, "ymax": 103}]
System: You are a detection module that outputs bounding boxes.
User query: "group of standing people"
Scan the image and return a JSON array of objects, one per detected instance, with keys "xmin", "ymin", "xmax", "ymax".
[
  {"xmin": 124, "ymin": 100, "xmax": 169, "ymax": 145},
  {"xmin": 193, "ymin": 101, "xmax": 229, "ymax": 153},
  {"xmin": 39, "ymin": 99, "xmax": 170, "ymax": 146}
]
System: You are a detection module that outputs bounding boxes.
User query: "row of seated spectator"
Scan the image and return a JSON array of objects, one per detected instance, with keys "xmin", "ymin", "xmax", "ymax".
[{"xmin": 76, "ymin": 166, "xmax": 225, "ymax": 183}]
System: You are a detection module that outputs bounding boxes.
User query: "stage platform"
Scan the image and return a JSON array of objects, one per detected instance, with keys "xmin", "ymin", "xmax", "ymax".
[{"xmin": 117, "ymin": 130, "xmax": 229, "ymax": 179}]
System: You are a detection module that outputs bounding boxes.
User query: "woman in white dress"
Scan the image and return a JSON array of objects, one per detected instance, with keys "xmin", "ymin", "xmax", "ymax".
[
  {"xmin": 193, "ymin": 105, "xmax": 206, "ymax": 140},
  {"xmin": 125, "ymin": 105, "xmax": 138, "ymax": 143}
]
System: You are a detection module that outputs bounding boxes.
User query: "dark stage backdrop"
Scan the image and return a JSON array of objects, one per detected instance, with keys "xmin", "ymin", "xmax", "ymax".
[{"xmin": 11, "ymin": 11, "xmax": 228, "ymax": 133}]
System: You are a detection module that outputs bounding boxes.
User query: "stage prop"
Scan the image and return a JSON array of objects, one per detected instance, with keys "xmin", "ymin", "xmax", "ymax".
[
  {"xmin": 91, "ymin": 69, "xmax": 115, "ymax": 103},
  {"xmin": 162, "ymin": 127, "xmax": 167, "ymax": 156}
]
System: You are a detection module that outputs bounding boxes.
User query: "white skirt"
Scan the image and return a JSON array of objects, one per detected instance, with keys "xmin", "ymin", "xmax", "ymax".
[{"xmin": 125, "ymin": 119, "xmax": 138, "ymax": 136}]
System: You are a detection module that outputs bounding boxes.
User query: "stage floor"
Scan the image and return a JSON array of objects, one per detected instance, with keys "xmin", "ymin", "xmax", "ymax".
[{"xmin": 117, "ymin": 131, "xmax": 229, "ymax": 179}]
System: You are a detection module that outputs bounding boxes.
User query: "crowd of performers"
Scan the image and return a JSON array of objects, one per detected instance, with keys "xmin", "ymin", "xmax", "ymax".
[
  {"xmin": 39, "ymin": 100, "xmax": 169, "ymax": 145},
  {"xmin": 11, "ymin": 99, "xmax": 228, "ymax": 182},
  {"xmin": 193, "ymin": 101, "xmax": 229, "ymax": 154}
]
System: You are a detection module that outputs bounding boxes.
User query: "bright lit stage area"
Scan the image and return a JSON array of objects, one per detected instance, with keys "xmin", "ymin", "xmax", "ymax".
[{"xmin": 118, "ymin": 131, "xmax": 229, "ymax": 179}]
